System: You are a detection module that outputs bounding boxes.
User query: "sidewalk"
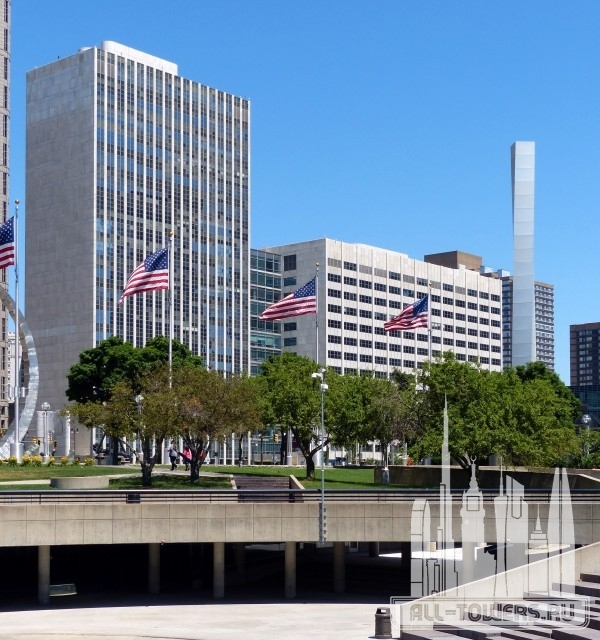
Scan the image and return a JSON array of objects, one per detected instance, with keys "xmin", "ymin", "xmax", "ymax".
[{"xmin": 0, "ymin": 600, "xmax": 384, "ymax": 640}]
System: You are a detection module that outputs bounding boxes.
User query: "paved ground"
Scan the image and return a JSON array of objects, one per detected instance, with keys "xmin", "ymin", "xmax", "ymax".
[{"xmin": 0, "ymin": 599, "xmax": 388, "ymax": 639}]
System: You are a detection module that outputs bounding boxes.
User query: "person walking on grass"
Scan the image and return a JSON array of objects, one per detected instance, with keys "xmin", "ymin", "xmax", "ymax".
[
  {"xmin": 168, "ymin": 444, "xmax": 178, "ymax": 470},
  {"xmin": 181, "ymin": 445, "xmax": 192, "ymax": 471}
]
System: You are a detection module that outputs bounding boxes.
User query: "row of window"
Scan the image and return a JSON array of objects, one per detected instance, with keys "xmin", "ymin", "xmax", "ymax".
[{"xmin": 325, "ymin": 350, "xmax": 500, "ymax": 368}]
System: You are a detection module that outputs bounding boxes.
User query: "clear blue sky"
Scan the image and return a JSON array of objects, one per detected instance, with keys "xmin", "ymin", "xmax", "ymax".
[{"xmin": 10, "ymin": 1, "xmax": 600, "ymax": 384}]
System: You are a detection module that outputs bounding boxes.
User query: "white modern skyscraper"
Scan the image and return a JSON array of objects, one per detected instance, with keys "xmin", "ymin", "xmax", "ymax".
[
  {"xmin": 26, "ymin": 42, "xmax": 250, "ymax": 412},
  {"xmin": 261, "ymin": 239, "xmax": 503, "ymax": 376},
  {"xmin": 510, "ymin": 141, "xmax": 536, "ymax": 367}
]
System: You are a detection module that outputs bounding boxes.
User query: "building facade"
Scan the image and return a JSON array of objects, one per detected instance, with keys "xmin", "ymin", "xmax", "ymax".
[
  {"xmin": 0, "ymin": 0, "xmax": 10, "ymax": 432},
  {"xmin": 502, "ymin": 277, "xmax": 555, "ymax": 370},
  {"xmin": 261, "ymin": 239, "xmax": 503, "ymax": 376},
  {"xmin": 26, "ymin": 41, "xmax": 250, "ymax": 412},
  {"xmin": 570, "ymin": 322, "xmax": 600, "ymax": 427},
  {"xmin": 510, "ymin": 141, "xmax": 536, "ymax": 367},
  {"xmin": 250, "ymin": 248, "xmax": 281, "ymax": 375}
]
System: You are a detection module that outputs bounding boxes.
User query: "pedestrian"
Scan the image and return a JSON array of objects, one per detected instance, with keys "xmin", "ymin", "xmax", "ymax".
[
  {"xmin": 168, "ymin": 444, "xmax": 178, "ymax": 470},
  {"xmin": 181, "ymin": 445, "xmax": 191, "ymax": 471}
]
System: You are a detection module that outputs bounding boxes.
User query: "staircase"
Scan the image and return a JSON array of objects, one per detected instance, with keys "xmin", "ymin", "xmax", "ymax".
[
  {"xmin": 401, "ymin": 573, "xmax": 600, "ymax": 640},
  {"xmin": 233, "ymin": 475, "xmax": 300, "ymax": 502}
]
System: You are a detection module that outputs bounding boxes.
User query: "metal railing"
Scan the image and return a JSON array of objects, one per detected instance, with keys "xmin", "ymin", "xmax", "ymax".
[{"xmin": 0, "ymin": 487, "xmax": 598, "ymax": 505}]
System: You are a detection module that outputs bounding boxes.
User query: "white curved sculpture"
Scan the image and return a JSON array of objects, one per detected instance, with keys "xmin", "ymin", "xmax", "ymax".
[{"xmin": 0, "ymin": 286, "xmax": 39, "ymax": 459}]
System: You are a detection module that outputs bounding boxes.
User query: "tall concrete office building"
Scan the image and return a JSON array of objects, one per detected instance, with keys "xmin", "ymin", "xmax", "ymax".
[
  {"xmin": 0, "ymin": 1, "xmax": 10, "ymax": 432},
  {"xmin": 26, "ymin": 42, "xmax": 250, "ymax": 412},
  {"xmin": 261, "ymin": 239, "xmax": 503, "ymax": 376},
  {"xmin": 501, "ymin": 277, "xmax": 554, "ymax": 370},
  {"xmin": 510, "ymin": 141, "xmax": 536, "ymax": 366}
]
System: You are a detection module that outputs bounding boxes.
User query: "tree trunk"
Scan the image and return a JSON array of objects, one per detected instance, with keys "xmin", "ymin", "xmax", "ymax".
[{"xmin": 306, "ymin": 454, "xmax": 315, "ymax": 480}]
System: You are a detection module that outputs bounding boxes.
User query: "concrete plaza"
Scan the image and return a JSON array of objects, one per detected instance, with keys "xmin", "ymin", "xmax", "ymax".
[{"xmin": 0, "ymin": 599, "xmax": 385, "ymax": 640}]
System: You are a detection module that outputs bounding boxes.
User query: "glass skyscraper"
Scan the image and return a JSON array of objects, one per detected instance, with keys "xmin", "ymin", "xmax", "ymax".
[{"xmin": 26, "ymin": 42, "xmax": 249, "ymax": 412}]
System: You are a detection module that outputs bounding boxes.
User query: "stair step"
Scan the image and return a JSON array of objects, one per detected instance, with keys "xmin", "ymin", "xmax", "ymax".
[
  {"xmin": 500, "ymin": 630, "xmax": 546, "ymax": 640},
  {"xmin": 580, "ymin": 573, "xmax": 600, "ymax": 585},
  {"xmin": 402, "ymin": 630, "xmax": 464, "ymax": 640},
  {"xmin": 552, "ymin": 627, "xmax": 600, "ymax": 640},
  {"xmin": 434, "ymin": 623, "xmax": 502, "ymax": 640}
]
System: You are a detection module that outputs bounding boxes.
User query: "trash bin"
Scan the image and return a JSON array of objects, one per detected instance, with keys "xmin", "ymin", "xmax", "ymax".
[{"xmin": 374, "ymin": 607, "xmax": 392, "ymax": 639}]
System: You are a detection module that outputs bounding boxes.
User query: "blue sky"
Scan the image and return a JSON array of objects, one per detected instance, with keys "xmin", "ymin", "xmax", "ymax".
[{"xmin": 10, "ymin": 1, "xmax": 600, "ymax": 383}]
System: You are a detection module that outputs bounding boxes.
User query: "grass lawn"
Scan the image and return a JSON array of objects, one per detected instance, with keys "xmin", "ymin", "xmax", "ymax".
[
  {"xmin": 0, "ymin": 464, "xmax": 139, "ymax": 482},
  {"xmin": 206, "ymin": 464, "xmax": 383, "ymax": 490},
  {"xmin": 109, "ymin": 473, "xmax": 232, "ymax": 490}
]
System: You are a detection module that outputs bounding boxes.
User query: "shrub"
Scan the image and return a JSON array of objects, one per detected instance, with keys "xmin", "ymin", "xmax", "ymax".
[
  {"xmin": 60, "ymin": 456, "xmax": 69, "ymax": 466},
  {"xmin": 84, "ymin": 457, "xmax": 94, "ymax": 466},
  {"xmin": 47, "ymin": 456, "xmax": 56, "ymax": 466},
  {"xmin": 6, "ymin": 455, "xmax": 17, "ymax": 466},
  {"xmin": 31, "ymin": 455, "xmax": 43, "ymax": 467},
  {"xmin": 21, "ymin": 455, "xmax": 31, "ymax": 466}
]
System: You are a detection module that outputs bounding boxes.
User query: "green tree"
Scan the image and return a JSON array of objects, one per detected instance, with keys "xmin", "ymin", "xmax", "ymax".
[{"xmin": 257, "ymin": 353, "xmax": 323, "ymax": 479}]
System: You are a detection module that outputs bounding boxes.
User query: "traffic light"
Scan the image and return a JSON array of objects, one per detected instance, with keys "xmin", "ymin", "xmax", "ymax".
[
  {"xmin": 53, "ymin": 441, "xmax": 58, "ymax": 450},
  {"xmin": 274, "ymin": 433, "xmax": 279, "ymax": 443},
  {"xmin": 34, "ymin": 438, "xmax": 39, "ymax": 445}
]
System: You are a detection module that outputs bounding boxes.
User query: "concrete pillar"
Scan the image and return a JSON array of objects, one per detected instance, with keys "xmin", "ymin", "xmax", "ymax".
[
  {"xmin": 333, "ymin": 541, "xmax": 345, "ymax": 594},
  {"xmin": 400, "ymin": 541, "xmax": 411, "ymax": 570},
  {"xmin": 235, "ymin": 543, "xmax": 245, "ymax": 585},
  {"xmin": 463, "ymin": 541, "xmax": 475, "ymax": 584},
  {"xmin": 148, "ymin": 543, "xmax": 160, "ymax": 594},
  {"xmin": 38, "ymin": 545, "xmax": 50, "ymax": 605},
  {"xmin": 368, "ymin": 541, "xmax": 380, "ymax": 557},
  {"xmin": 213, "ymin": 541, "xmax": 225, "ymax": 598},
  {"xmin": 285, "ymin": 541, "xmax": 296, "ymax": 598}
]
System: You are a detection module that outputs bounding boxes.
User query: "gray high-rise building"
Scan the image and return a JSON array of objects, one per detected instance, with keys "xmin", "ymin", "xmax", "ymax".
[
  {"xmin": 0, "ymin": 0, "xmax": 10, "ymax": 432},
  {"xmin": 26, "ymin": 42, "xmax": 250, "ymax": 412},
  {"xmin": 510, "ymin": 141, "xmax": 536, "ymax": 366}
]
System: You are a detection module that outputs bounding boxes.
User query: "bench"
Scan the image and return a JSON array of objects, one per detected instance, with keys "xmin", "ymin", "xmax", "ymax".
[{"xmin": 49, "ymin": 583, "xmax": 77, "ymax": 597}]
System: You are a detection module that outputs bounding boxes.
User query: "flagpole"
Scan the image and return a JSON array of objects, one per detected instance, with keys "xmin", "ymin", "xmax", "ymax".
[
  {"xmin": 427, "ymin": 281, "xmax": 432, "ymax": 363},
  {"xmin": 13, "ymin": 200, "xmax": 20, "ymax": 451},
  {"xmin": 315, "ymin": 262, "xmax": 319, "ymax": 365},
  {"xmin": 168, "ymin": 232, "xmax": 173, "ymax": 389}
]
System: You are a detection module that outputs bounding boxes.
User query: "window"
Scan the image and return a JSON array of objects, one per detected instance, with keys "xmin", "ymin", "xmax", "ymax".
[
  {"xmin": 328, "ymin": 304, "xmax": 341, "ymax": 314},
  {"xmin": 375, "ymin": 341, "xmax": 387, "ymax": 350},
  {"xmin": 375, "ymin": 356, "xmax": 388, "ymax": 365},
  {"xmin": 344, "ymin": 337, "xmax": 357, "ymax": 346},
  {"xmin": 344, "ymin": 307, "xmax": 357, "ymax": 316},
  {"xmin": 328, "ymin": 350, "xmax": 341, "ymax": 359},
  {"xmin": 455, "ymin": 299, "xmax": 466, "ymax": 308},
  {"xmin": 443, "ymin": 324, "xmax": 453, "ymax": 332},
  {"xmin": 344, "ymin": 276, "xmax": 357, "ymax": 286},
  {"xmin": 468, "ymin": 315, "xmax": 478, "ymax": 323},
  {"xmin": 283, "ymin": 322, "xmax": 297, "ymax": 332},
  {"xmin": 389, "ymin": 300, "xmax": 402, "ymax": 309},
  {"xmin": 456, "ymin": 313, "xmax": 466, "ymax": 321},
  {"xmin": 374, "ymin": 283, "xmax": 387, "ymax": 292},
  {"xmin": 389, "ymin": 286, "xmax": 402, "ymax": 295},
  {"xmin": 468, "ymin": 302, "xmax": 478, "ymax": 310},
  {"xmin": 417, "ymin": 347, "xmax": 428, "ymax": 356},
  {"xmin": 344, "ymin": 352, "xmax": 357, "ymax": 361},
  {"xmin": 283, "ymin": 254, "xmax": 296, "ymax": 271},
  {"xmin": 431, "ymin": 336, "xmax": 441, "ymax": 344},
  {"xmin": 404, "ymin": 289, "xmax": 415, "ymax": 298},
  {"xmin": 443, "ymin": 283, "xmax": 454, "ymax": 292},
  {"xmin": 359, "ymin": 279, "xmax": 372, "ymax": 289},
  {"xmin": 389, "ymin": 271, "xmax": 401, "ymax": 281},
  {"xmin": 359, "ymin": 295, "xmax": 372, "ymax": 304},
  {"xmin": 343, "ymin": 261, "xmax": 357, "ymax": 271},
  {"xmin": 389, "ymin": 343, "xmax": 401, "ymax": 352},
  {"xmin": 456, "ymin": 340, "xmax": 466, "ymax": 348},
  {"xmin": 468, "ymin": 289, "xmax": 477, "ymax": 297},
  {"xmin": 417, "ymin": 334, "xmax": 428, "ymax": 342},
  {"xmin": 328, "ymin": 288, "xmax": 341, "ymax": 298},
  {"xmin": 359, "ymin": 324, "xmax": 372, "ymax": 333},
  {"xmin": 283, "ymin": 277, "xmax": 297, "ymax": 287},
  {"xmin": 403, "ymin": 360, "xmax": 415, "ymax": 368},
  {"xmin": 479, "ymin": 291, "xmax": 489, "ymax": 300},
  {"xmin": 328, "ymin": 335, "xmax": 342, "ymax": 344},
  {"xmin": 344, "ymin": 291, "xmax": 357, "ymax": 301},
  {"xmin": 456, "ymin": 326, "xmax": 466, "ymax": 334},
  {"xmin": 359, "ymin": 339, "xmax": 372, "ymax": 348},
  {"xmin": 389, "ymin": 358, "xmax": 401, "ymax": 367},
  {"xmin": 283, "ymin": 337, "xmax": 297, "ymax": 347},
  {"xmin": 359, "ymin": 309, "xmax": 372, "ymax": 319},
  {"xmin": 443, "ymin": 338, "xmax": 454, "ymax": 346},
  {"xmin": 468, "ymin": 328, "xmax": 478, "ymax": 336},
  {"xmin": 328, "ymin": 319, "xmax": 342, "ymax": 329},
  {"xmin": 443, "ymin": 311, "xmax": 454, "ymax": 319},
  {"xmin": 480, "ymin": 330, "xmax": 489, "ymax": 339},
  {"xmin": 479, "ymin": 304, "xmax": 489, "ymax": 313},
  {"xmin": 443, "ymin": 297, "xmax": 454, "ymax": 305},
  {"xmin": 468, "ymin": 342, "xmax": 478, "ymax": 349},
  {"xmin": 360, "ymin": 354, "xmax": 372, "ymax": 363},
  {"xmin": 374, "ymin": 326, "xmax": 386, "ymax": 335},
  {"xmin": 404, "ymin": 332, "xmax": 415, "ymax": 340},
  {"xmin": 491, "ymin": 320, "xmax": 501, "ymax": 328},
  {"xmin": 403, "ymin": 345, "xmax": 415, "ymax": 354},
  {"xmin": 344, "ymin": 322, "xmax": 357, "ymax": 331},
  {"xmin": 456, "ymin": 353, "xmax": 466, "ymax": 361},
  {"xmin": 328, "ymin": 273, "xmax": 341, "ymax": 283},
  {"xmin": 479, "ymin": 317, "xmax": 489, "ymax": 325},
  {"xmin": 374, "ymin": 298, "xmax": 386, "ymax": 307},
  {"xmin": 431, "ymin": 308, "xmax": 441, "ymax": 316},
  {"xmin": 374, "ymin": 312, "xmax": 387, "ymax": 321}
]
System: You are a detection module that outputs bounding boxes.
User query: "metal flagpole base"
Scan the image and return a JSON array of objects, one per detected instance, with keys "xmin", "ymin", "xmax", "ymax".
[{"xmin": 10, "ymin": 442, "xmax": 24, "ymax": 463}]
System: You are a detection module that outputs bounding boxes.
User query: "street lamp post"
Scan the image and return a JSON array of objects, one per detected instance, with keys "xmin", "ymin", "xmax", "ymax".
[
  {"xmin": 582, "ymin": 414, "xmax": 591, "ymax": 460},
  {"xmin": 41, "ymin": 402, "xmax": 50, "ymax": 463},
  {"xmin": 311, "ymin": 369, "xmax": 328, "ymax": 543},
  {"xmin": 135, "ymin": 395, "xmax": 144, "ymax": 463}
]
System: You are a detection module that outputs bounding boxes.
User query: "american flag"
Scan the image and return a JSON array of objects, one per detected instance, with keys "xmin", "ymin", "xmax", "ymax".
[
  {"xmin": 384, "ymin": 295, "xmax": 428, "ymax": 332},
  {"xmin": 0, "ymin": 217, "xmax": 15, "ymax": 269},
  {"xmin": 118, "ymin": 247, "xmax": 169, "ymax": 304},
  {"xmin": 260, "ymin": 276, "xmax": 317, "ymax": 321}
]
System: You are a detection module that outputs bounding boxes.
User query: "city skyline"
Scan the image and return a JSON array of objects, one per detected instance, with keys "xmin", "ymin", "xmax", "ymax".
[{"xmin": 9, "ymin": 1, "xmax": 600, "ymax": 383}]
